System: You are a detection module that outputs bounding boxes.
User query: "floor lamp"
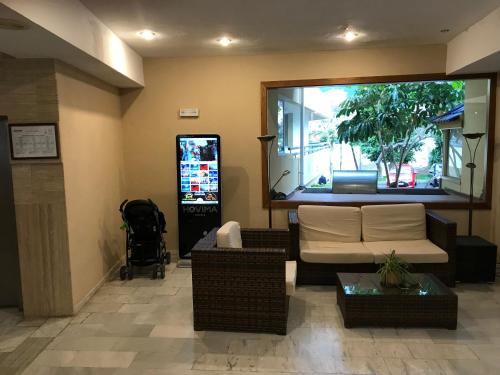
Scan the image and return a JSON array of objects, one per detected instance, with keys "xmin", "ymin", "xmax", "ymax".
[
  {"xmin": 258, "ymin": 134, "xmax": 276, "ymax": 228},
  {"xmin": 463, "ymin": 132, "xmax": 484, "ymax": 237}
]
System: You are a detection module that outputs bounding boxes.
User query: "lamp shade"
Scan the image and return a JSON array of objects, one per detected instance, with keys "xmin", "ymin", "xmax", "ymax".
[
  {"xmin": 257, "ymin": 134, "xmax": 276, "ymax": 142},
  {"xmin": 463, "ymin": 132, "xmax": 484, "ymax": 140}
]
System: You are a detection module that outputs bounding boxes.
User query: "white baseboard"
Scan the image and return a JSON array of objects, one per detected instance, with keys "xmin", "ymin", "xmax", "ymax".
[{"xmin": 72, "ymin": 258, "xmax": 123, "ymax": 314}]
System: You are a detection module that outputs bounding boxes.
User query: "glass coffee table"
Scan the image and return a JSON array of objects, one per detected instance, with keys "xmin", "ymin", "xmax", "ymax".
[{"xmin": 337, "ymin": 273, "xmax": 457, "ymax": 329}]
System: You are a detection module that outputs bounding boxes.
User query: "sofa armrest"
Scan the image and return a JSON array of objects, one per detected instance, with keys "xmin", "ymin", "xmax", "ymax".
[
  {"xmin": 426, "ymin": 210, "xmax": 456, "ymax": 265},
  {"xmin": 288, "ymin": 210, "xmax": 300, "ymax": 261}
]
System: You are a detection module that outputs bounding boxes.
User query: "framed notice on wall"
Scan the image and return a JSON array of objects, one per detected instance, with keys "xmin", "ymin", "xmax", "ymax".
[{"xmin": 8, "ymin": 123, "xmax": 59, "ymax": 160}]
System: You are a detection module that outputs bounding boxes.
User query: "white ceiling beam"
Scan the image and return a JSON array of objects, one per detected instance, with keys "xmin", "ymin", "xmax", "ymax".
[
  {"xmin": 0, "ymin": 0, "xmax": 144, "ymax": 87},
  {"xmin": 446, "ymin": 7, "xmax": 500, "ymax": 74}
]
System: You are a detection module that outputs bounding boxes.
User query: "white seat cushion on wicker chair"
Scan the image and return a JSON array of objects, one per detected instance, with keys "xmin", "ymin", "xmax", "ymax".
[
  {"xmin": 216, "ymin": 221, "xmax": 242, "ymax": 248},
  {"xmin": 286, "ymin": 261, "xmax": 297, "ymax": 296},
  {"xmin": 365, "ymin": 239, "xmax": 449, "ymax": 264}
]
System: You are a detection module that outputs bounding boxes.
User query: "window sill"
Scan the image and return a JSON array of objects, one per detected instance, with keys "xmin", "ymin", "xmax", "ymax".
[
  {"xmin": 442, "ymin": 176, "xmax": 461, "ymax": 184},
  {"xmin": 270, "ymin": 189, "xmax": 489, "ymax": 210}
]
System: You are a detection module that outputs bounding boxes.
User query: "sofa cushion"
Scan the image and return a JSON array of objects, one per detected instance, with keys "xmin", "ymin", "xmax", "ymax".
[
  {"xmin": 361, "ymin": 203, "xmax": 426, "ymax": 242},
  {"xmin": 298, "ymin": 205, "xmax": 361, "ymax": 242},
  {"xmin": 300, "ymin": 240, "xmax": 374, "ymax": 264},
  {"xmin": 286, "ymin": 261, "xmax": 297, "ymax": 296},
  {"xmin": 364, "ymin": 239, "xmax": 448, "ymax": 264},
  {"xmin": 216, "ymin": 221, "xmax": 242, "ymax": 248}
]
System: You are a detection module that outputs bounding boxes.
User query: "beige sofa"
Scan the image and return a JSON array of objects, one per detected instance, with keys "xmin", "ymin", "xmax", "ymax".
[{"xmin": 289, "ymin": 203, "xmax": 456, "ymax": 286}]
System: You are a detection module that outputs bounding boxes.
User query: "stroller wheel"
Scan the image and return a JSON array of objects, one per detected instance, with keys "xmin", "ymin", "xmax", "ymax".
[
  {"xmin": 119, "ymin": 266, "xmax": 128, "ymax": 281},
  {"xmin": 153, "ymin": 264, "xmax": 165, "ymax": 279},
  {"xmin": 127, "ymin": 265, "xmax": 134, "ymax": 280},
  {"xmin": 165, "ymin": 252, "xmax": 171, "ymax": 265}
]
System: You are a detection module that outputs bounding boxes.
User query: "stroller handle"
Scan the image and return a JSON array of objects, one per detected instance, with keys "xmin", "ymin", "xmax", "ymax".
[{"xmin": 119, "ymin": 199, "xmax": 128, "ymax": 213}]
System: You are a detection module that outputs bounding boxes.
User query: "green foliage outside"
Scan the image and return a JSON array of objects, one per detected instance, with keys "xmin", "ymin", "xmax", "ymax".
[
  {"xmin": 336, "ymin": 81, "xmax": 464, "ymax": 187},
  {"xmin": 428, "ymin": 131, "xmax": 443, "ymax": 167},
  {"xmin": 357, "ymin": 136, "xmax": 421, "ymax": 165}
]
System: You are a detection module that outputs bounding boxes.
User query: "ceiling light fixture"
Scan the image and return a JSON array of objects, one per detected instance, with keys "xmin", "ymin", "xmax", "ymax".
[
  {"xmin": 217, "ymin": 37, "xmax": 232, "ymax": 47},
  {"xmin": 344, "ymin": 30, "xmax": 358, "ymax": 42},
  {"xmin": 342, "ymin": 26, "xmax": 360, "ymax": 42},
  {"xmin": 137, "ymin": 30, "xmax": 157, "ymax": 41},
  {"xmin": 337, "ymin": 26, "xmax": 360, "ymax": 42}
]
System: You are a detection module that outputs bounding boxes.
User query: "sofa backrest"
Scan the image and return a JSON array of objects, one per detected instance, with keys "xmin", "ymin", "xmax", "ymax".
[
  {"xmin": 361, "ymin": 203, "xmax": 426, "ymax": 242},
  {"xmin": 298, "ymin": 205, "xmax": 361, "ymax": 242}
]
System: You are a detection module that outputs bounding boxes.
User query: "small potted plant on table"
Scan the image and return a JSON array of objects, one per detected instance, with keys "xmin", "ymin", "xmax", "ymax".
[{"xmin": 377, "ymin": 250, "xmax": 410, "ymax": 287}]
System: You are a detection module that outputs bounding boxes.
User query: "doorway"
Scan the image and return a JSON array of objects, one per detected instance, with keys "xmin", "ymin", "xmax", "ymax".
[{"xmin": 0, "ymin": 116, "xmax": 22, "ymax": 307}]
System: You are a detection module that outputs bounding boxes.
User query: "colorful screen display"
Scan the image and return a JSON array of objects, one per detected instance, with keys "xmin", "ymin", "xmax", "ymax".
[{"xmin": 178, "ymin": 137, "xmax": 219, "ymax": 204}]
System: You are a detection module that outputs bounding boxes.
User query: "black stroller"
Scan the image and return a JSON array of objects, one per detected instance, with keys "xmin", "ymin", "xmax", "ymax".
[{"xmin": 119, "ymin": 199, "xmax": 171, "ymax": 280}]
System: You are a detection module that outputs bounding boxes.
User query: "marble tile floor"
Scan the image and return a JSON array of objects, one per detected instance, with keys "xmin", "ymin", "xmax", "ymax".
[{"xmin": 1, "ymin": 264, "xmax": 500, "ymax": 374}]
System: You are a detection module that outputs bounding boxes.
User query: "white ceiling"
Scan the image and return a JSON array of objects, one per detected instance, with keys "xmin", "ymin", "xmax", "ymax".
[{"xmin": 80, "ymin": 0, "xmax": 500, "ymax": 57}]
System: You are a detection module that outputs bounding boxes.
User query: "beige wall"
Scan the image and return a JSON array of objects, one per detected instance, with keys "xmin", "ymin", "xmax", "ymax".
[
  {"xmin": 122, "ymin": 45, "xmax": 458, "ymax": 251},
  {"xmin": 56, "ymin": 63, "xmax": 125, "ymax": 310}
]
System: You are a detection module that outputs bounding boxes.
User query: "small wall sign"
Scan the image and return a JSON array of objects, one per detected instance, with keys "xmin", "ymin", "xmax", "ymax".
[
  {"xmin": 179, "ymin": 108, "xmax": 199, "ymax": 118},
  {"xmin": 8, "ymin": 123, "xmax": 60, "ymax": 160}
]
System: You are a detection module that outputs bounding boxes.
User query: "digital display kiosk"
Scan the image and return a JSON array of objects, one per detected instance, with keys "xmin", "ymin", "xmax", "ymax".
[{"xmin": 176, "ymin": 134, "xmax": 221, "ymax": 259}]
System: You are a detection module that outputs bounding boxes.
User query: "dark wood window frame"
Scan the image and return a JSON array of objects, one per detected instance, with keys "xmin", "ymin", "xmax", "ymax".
[{"xmin": 260, "ymin": 73, "xmax": 497, "ymax": 210}]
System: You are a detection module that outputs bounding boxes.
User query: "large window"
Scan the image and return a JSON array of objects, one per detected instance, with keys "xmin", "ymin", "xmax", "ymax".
[{"xmin": 262, "ymin": 74, "xmax": 496, "ymax": 208}]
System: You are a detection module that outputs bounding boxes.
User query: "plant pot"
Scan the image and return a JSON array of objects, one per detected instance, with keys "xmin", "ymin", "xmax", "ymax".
[{"xmin": 381, "ymin": 272, "xmax": 402, "ymax": 287}]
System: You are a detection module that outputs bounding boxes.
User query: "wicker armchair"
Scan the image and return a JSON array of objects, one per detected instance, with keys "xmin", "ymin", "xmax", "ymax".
[
  {"xmin": 289, "ymin": 209, "xmax": 456, "ymax": 287},
  {"xmin": 191, "ymin": 227, "xmax": 291, "ymax": 335}
]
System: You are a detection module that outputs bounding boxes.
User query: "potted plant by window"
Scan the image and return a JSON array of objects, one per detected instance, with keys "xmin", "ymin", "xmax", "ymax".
[{"xmin": 377, "ymin": 250, "xmax": 410, "ymax": 287}]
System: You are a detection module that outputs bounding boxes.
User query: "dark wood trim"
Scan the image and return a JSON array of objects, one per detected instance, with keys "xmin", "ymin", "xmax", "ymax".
[
  {"xmin": 261, "ymin": 73, "xmax": 496, "ymax": 89},
  {"xmin": 260, "ymin": 82, "xmax": 270, "ymax": 208},
  {"xmin": 261, "ymin": 72, "xmax": 497, "ymax": 210},
  {"xmin": 8, "ymin": 123, "xmax": 60, "ymax": 160},
  {"xmin": 484, "ymin": 74, "xmax": 497, "ymax": 209}
]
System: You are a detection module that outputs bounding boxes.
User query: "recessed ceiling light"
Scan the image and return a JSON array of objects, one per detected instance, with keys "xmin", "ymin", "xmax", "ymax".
[
  {"xmin": 337, "ymin": 27, "xmax": 359, "ymax": 42},
  {"xmin": 217, "ymin": 37, "xmax": 232, "ymax": 47},
  {"xmin": 344, "ymin": 30, "xmax": 358, "ymax": 42},
  {"xmin": 137, "ymin": 30, "xmax": 157, "ymax": 41}
]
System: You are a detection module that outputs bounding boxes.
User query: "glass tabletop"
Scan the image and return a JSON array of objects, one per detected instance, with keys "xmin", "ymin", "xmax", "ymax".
[{"xmin": 338, "ymin": 273, "xmax": 453, "ymax": 296}]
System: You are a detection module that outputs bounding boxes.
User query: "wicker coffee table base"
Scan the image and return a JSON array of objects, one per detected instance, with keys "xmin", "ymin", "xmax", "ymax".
[{"xmin": 337, "ymin": 274, "xmax": 457, "ymax": 330}]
